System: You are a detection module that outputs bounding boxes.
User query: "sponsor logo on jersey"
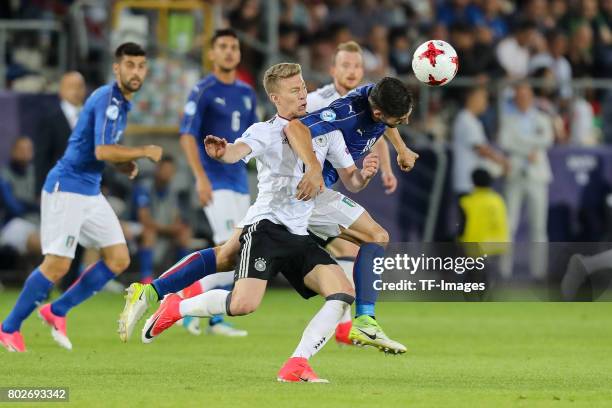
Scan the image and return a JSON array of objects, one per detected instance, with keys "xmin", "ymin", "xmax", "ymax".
[
  {"xmin": 320, "ymin": 109, "xmax": 336, "ymax": 122},
  {"xmin": 184, "ymin": 101, "xmax": 197, "ymax": 116},
  {"xmin": 342, "ymin": 197, "xmax": 357, "ymax": 208},
  {"xmin": 254, "ymin": 257, "xmax": 267, "ymax": 272},
  {"xmin": 214, "ymin": 97, "xmax": 226, "ymax": 106},
  {"xmin": 347, "ymin": 104, "xmax": 355, "ymax": 115},
  {"xmin": 106, "ymin": 105, "xmax": 119, "ymax": 120}
]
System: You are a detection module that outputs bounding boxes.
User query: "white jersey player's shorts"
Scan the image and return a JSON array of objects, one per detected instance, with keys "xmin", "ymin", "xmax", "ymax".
[
  {"xmin": 0, "ymin": 217, "xmax": 38, "ymax": 254},
  {"xmin": 204, "ymin": 189, "xmax": 250, "ymax": 244},
  {"xmin": 308, "ymin": 189, "xmax": 365, "ymax": 240},
  {"xmin": 41, "ymin": 191, "xmax": 126, "ymax": 258}
]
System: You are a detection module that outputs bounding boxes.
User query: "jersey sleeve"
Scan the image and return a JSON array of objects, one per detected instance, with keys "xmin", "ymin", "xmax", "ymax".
[
  {"xmin": 234, "ymin": 124, "xmax": 270, "ymax": 162},
  {"xmin": 94, "ymin": 92, "xmax": 121, "ymax": 146},
  {"xmin": 298, "ymin": 107, "xmax": 339, "ymax": 138},
  {"xmin": 179, "ymin": 86, "xmax": 208, "ymax": 137},
  {"xmin": 325, "ymin": 130, "xmax": 354, "ymax": 169}
]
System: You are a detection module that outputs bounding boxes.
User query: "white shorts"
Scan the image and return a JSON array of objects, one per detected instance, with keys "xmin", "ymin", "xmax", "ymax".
[
  {"xmin": 41, "ymin": 191, "xmax": 126, "ymax": 258},
  {"xmin": 308, "ymin": 189, "xmax": 365, "ymax": 240},
  {"xmin": 0, "ymin": 218, "xmax": 38, "ymax": 254},
  {"xmin": 204, "ymin": 189, "xmax": 250, "ymax": 244}
]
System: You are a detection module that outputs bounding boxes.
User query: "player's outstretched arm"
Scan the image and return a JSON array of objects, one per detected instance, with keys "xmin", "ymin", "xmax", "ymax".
[
  {"xmin": 337, "ymin": 153, "xmax": 379, "ymax": 193},
  {"xmin": 284, "ymin": 120, "xmax": 323, "ymax": 200},
  {"xmin": 372, "ymin": 137, "xmax": 397, "ymax": 194},
  {"xmin": 95, "ymin": 144, "xmax": 162, "ymax": 163},
  {"xmin": 204, "ymin": 135, "xmax": 251, "ymax": 164},
  {"xmin": 383, "ymin": 127, "xmax": 419, "ymax": 172}
]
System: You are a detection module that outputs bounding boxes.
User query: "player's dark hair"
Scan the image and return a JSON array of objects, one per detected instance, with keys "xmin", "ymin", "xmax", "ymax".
[
  {"xmin": 472, "ymin": 168, "xmax": 492, "ymax": 188},
  {"xmin": 114, "ymin": 42, "xmax": 146, "ymax": 61},
  {"xmin": 369, "ymin": 77, "xmax": 413, "ymax": 118},
  {"xmin": 211, "ymin": 28, "xmax": 239, "ymax": 46}
]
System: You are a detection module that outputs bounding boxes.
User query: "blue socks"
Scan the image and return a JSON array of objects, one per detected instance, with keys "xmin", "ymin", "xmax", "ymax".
[
  {"xmin": 354, "ymin": 243, "xmax": 385, "ymax": 318},
  {"xmin": 153, "ymin": 248, "xmax": 216, "ymax": 299},
  {"xmin": 139, "ymin": 248, "xmax": 153, "ymax": 281},
  {"xmin": 50, "ymin": 261, "xmax": 115, "ymax": 317},
  {"xmin": 2, "ymin": 268, "xmax": 53, "ymax": 333}
]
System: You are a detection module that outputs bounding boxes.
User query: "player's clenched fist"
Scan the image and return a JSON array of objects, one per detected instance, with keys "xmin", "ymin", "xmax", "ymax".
[
  {"xmin": 144, "ymin": 145, "xmax": 163, "ymax": 162},
  {"xmin": 397, "ymin": 147, "xmax": 418, "ymax": 172},
  {"xmin": 361, "ymin": 153, "xmax": 379, "ymax": 180},
  {"xmin": 204, "ymin": 135, "xmax": 228, "ymax": 159}
]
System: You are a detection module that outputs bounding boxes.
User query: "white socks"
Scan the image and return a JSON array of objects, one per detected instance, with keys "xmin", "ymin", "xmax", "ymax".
[
  {"xmin": 292, "ymin": 299, "xmax": 349, "ymax": 359},
  {"xmin": 198, "ymin": 271, "xmax": 235, "ymax": 292},
  {"xmin": 179, "ymin": 289, "xmax": 229, "ymax": 317}
]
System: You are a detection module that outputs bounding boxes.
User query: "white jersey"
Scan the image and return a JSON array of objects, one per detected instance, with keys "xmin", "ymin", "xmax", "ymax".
[
  {"xmin": 306, "ymin": 83, "xmax": 341, "ymax": 112},
  {"xmin": 236, "ymin": 115, "xmax": 354, "ymax": 235}
]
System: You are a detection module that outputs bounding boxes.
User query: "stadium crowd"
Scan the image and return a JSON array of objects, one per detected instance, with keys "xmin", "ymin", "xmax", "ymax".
[{"xmin": 2, "ymin": 0, "xmax": 612, "ymax": 285}]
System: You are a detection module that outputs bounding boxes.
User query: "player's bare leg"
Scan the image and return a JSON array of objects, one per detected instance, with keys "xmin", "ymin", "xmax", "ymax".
[
  {"xmin": 278, "ymin": 264, "xmax": 355, "ymax": 383},
  {"xmin": 118, "ymin": 229, "xmax": 242, "ymax": 342},
  {"xmin": 337, "ymin": 212, "xmax": 407, "ymax": 354}
]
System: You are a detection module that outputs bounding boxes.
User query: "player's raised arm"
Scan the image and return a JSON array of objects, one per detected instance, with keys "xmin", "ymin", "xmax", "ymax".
[
  {"xmin": 372, "ymin": 137, "xmax": 397, "ymax": 194},
  {"xmin": 383, "ymin": 127, "xmax": 418, "ymax": 172},
  {"xmin": 284, "ymin": 119, "xmax": 323, "ymax": 200},
  {"xmin": 204, "ymin": 135, "xmax": 252, "ymax": 164}
]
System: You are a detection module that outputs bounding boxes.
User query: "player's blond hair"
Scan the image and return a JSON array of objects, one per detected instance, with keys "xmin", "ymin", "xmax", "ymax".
[
  {"xmin": 333, "ymin": 41, "xmax": 363, "ymax": 64},
  {"xmin": 263, "ymin": 63, "xmax": 302, "ymax": 94}
]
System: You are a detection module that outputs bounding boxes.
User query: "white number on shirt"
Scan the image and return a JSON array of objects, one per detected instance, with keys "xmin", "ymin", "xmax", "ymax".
[{"xmin": 231, "ymin": 111, "xmax": 241, "ymax": 132}]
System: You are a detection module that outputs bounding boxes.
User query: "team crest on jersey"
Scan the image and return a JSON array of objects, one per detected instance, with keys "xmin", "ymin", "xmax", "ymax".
[
  {"xmin": 106, "ymin": 105, "xmax": 119, "ymax": 120},
  {"xmin": 320, "ymin": 109, "xmax": 336, "ymax": 122},
  {"xmin": 184, "ymin": 101, "xmax": 197, "ymax": 116},
  {"xmin": 243, "ymin": 96, "xmax": 252, "ymax": 110},
  {"xmin": 254, "ymin": 257, "xmax": 267, "ymax": 272},
  {"xmin": 314, "ymin": 135, "xmax": 328, "ymax": 147}
]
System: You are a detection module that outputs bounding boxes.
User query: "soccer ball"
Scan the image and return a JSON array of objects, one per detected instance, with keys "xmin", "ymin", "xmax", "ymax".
[{"xmin": 412, "ymin": 40, "xmax": 459, "ymax": 86}]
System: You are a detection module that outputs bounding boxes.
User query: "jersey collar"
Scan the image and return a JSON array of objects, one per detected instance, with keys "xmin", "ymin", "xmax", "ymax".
[{"xmin": 112, "ymin": 81, "xmax": 133, "ymax": 111}]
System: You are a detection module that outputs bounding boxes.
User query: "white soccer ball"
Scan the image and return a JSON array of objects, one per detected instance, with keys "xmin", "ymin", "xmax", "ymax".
[{"xmin": 412, "ymin": 40, "xmax": 459, "ymax": 86}]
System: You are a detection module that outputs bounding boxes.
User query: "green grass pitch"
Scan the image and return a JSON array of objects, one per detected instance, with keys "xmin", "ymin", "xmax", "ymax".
[{"xmin": 1, "ymin": 289, "xmax": 612, "ymax": 407}]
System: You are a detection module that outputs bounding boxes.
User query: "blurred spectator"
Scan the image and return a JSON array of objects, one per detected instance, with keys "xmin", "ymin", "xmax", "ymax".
[
  {"xmin": 34, "ymin": 71, "xmax": 86, "ymax": 191},
  {"xmin": 521, "ymin": 0, "xmax": 556, "ymax": 31},
  {"xmin": 452, "ymin": 87, "xmax": 509, "ymax": 197},
  {"xmin": 458, "ymin": 168, "xmax": 509, "ymax": 247},
  {"xmin": 472, "ymin": 0, "xmax": 509, "ymax": 42},
  {"xmin": 389, "ymin": 27, "xmax": 412, "ymax": 75},
  {"xmin": 132, "ymin": 156, "xmax": 192, "ymax": 284},
  {"xmin": 362, "ymin": 24, "xmax": 390, "ymax": 79},
  {"xmin": 0, "ymin": 137, "xmax": 40, "ymax": 258},
  {"xmin": 280, "ymin": 0, "xmax": 311, "ymax": 32},
  {"xmin": 500, "ymin": 82, "xmax": 553, "ymax": 246},
  {"xmin": 529, "ymin": 31, "xmax": 573, "ymax": 99},
  {"xmin": 278, "ymin": 23, "xmax": 301, "ymax": 61},
  {"xmin": 531, "ymin": 67, "xmax": 569, "ymax": 144},
  {"xmin": 450, "ymin": 22, "xmax": 503, "ymax": 78},
  {"xmin": 568, "ymin": 22, "xmax": 596, "ymax": 78},
  {"xmin": 496, "ymin": 19, "xmax": 538, "ymax": 78},
  {"xmin": 436, "ymin": 0, "xmax": 483, "ymax": 27}
]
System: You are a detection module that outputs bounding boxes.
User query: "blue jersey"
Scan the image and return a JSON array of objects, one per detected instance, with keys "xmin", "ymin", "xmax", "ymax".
[
  {"xmin": 43, "ymin": 82, "xmax": 131, "ymax": 196},
  {"xmin": 299, "ymin": 84, "xmax": 386, "ymax": 187},
  {"xmin": 179, "ymin": 75, "xmax": 257, "ymax": 194}
]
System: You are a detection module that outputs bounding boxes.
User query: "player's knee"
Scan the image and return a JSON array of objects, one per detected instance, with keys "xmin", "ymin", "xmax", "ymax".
[
  {"xmin": 370, "ymin": 228, "xmax": 389, "ymax": 244},
  {"xmin": 106, "ymin": 255, "xmax": 130, "ymax": 274},
  {"xmin": 40, "ymin": 256, "xmax": 71, "ymax": 282},
  {"xmin": 229, "ymin": 295, "xmax": 259, "ymax": 316},
  {"xmin": 214, "ymin": 245, "xmax": 237, "ymax": 271}
]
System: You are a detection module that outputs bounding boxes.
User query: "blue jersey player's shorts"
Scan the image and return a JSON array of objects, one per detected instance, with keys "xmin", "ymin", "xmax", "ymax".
[
  {"xmin": 203, "ymin": 189, "xmax": 250, "ymax": 244},
  {"xmin": 308, "ymin": 189, "xmax": 366, "ymax": 240},
  {"xmin": 40, "ymin": 191, "xmax": 126, "ymax": 258}
]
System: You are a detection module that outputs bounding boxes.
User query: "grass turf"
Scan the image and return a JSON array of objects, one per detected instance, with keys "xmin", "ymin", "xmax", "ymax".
[{"xmin": 1, "ymin": 289, "xmax": 611, "ymax": 407}]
